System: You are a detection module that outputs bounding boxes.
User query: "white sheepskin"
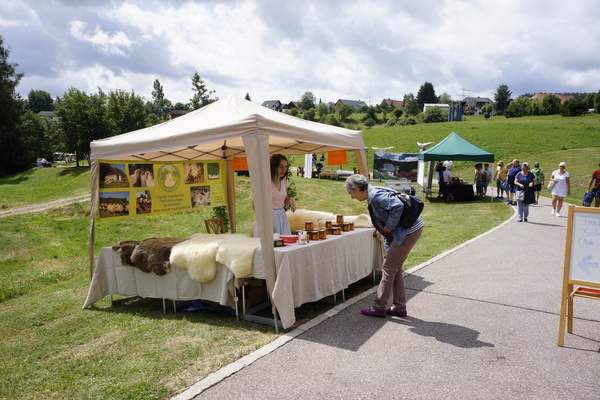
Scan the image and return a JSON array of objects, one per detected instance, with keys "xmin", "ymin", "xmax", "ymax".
[
  {"xmin": 216, "ymin": 235, "xmax": 260, "ymax": 278},
  {"xmin": 170, "ymin": 233, "xmax": 260, "ymax": 282},
  {"xmin": 170, "ymin": 234, "xmax": 219, "ymax": 282},
  {"xmin": 287, "ymin": 209, "xmax": 372, "ymax": 233}
]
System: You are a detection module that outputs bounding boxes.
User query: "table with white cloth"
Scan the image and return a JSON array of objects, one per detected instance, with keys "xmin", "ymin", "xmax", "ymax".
[{"xmin": 83, "ymin": 228, "xmax": 385, "ymax": 329}]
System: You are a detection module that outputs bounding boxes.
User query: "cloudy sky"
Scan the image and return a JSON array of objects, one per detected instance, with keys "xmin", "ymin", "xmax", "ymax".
[{"xmin": 1, "ymin": 0, "xmax": 598, "ymax": 106}]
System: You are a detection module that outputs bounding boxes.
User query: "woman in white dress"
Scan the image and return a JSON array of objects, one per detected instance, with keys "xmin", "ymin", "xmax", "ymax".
[
  {"xmin": 550, "ymin": 162, "xmax": 570, "ymax": 217},
  {"xmin": 253, "ymin": 154, "xmax": 296, "ymax": 236}
]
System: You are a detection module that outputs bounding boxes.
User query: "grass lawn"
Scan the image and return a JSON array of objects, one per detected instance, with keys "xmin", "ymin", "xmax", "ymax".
[{"xmin": 1, "ymin": 113, "xmax": 598, "ymax": 399}]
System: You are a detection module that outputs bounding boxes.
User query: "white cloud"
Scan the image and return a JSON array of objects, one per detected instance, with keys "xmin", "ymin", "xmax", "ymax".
[{"xmin": 69, "ymin": 19, "xmax": 136, "ymax": 56}]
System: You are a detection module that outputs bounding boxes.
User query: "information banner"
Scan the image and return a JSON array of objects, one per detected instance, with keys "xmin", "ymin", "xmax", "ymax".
[
  {"xmin": 97, "ymin": 160, "xmax": 227, "ymax": 220},
  {"xmin": 373, "ymin": 152, "xmax": 418, "ymax": 181}
]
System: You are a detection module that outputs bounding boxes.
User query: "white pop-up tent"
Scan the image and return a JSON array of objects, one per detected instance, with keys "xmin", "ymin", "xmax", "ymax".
[{"xmin": 88, "ymin": 95, "xmax": 368, "ymax": 322}]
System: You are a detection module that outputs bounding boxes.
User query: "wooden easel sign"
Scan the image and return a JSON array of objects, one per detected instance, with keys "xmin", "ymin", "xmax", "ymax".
[{"xmin": 558, "ymin": 205, "xmax": 600, "ymax": 346}]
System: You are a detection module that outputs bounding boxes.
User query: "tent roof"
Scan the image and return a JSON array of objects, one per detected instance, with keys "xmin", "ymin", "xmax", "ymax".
[
  {"xmin": 90, "ymin": 95, "xmax": 364, "ymax": 162},
  {"xmin": 417, "ymin": 132, "xmax": 494, "ymax": 162}
]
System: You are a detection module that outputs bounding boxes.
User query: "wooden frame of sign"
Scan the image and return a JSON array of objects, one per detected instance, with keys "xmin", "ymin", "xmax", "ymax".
[{"xmin": 557, "ymin": 204, "xmax": 600, "ymax": 346}]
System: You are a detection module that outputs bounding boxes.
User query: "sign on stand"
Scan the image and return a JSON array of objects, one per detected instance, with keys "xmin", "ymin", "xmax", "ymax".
[{"xmin": 557, "ymin": 205, "xmax": 600, "ymax": 346}]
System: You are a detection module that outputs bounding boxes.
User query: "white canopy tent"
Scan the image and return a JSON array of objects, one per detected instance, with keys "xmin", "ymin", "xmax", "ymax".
[{"xmin": 88, "ymin": 95, "xmax": 368, "ymax": 323}]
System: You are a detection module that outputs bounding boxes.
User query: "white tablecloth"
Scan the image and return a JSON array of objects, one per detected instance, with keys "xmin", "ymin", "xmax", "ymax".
[{"xmin": 83, "ymin": 228, "xmax": 385, "ymax": 329}]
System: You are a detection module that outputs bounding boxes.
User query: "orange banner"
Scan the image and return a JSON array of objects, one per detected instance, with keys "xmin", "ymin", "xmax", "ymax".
[
  {"xmin": 233, "ymin": 156, "xmax": 248, "ymax": 170},
  {"xmin": 327, "ymin": 150, "xmax": 347, "ymax": 165}
]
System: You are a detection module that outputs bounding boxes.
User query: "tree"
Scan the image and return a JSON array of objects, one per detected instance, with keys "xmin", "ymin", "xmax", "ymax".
[
  {"xmin": 540, "ymin": 94, "xmax": 561, "ymax": 115},
  {"xmin": 416, "ymin": 82, "xmax": 436, "ymax": 110},
  {"xmin": 315, "ymin": 102, "xmax": 329, "ymax": 120},
  {"xmin": 336, "ymin": 103, "xmax": 354, "ymax": 122},
  {"xmin": 190, "ymin": 71, "xmax": 216, "ymax": 110},
  {"xmin": 560, "ymin": 98, "xmax": 587, "ymax": 116},
  {"xmin": 402, "ymin": 93, "xmax": 420, "ymax": 116},
  {"xmin": 55, "ymin": 88, "xmax": 111, "ymax": 166},
  {"xmin": 27, "ymin": 90, "xmax": 54, "ymax": 113},
  {"xmin": 150, "ymin": 79, "xmax": 172, "ymax": 118},
  {"xmin": 18, "ymin": 110, "xmax": 60, "ymax": 161},
  {"xmin": 504, "ymin": 96, "xmax": 532, "ymax": 118},
  {"xmin": 481, "ymin": 103, "xmax": 493, "ymax": 119},
  {"xmin": 106, "ymin": 89, "xmax": 147, "ymax": 135},
  {"xmin": 421, "ymin": 106, "xmax": 447, "ymax": 123},
  {"xmin": 438, "ymin": 92, "xmax": 452, "ymax": 104},
  {"xmin": 0, "ymin": 35, "xmax": 29, "ymax": 177},
  {"xmin": 299, "ymin": 91, "xmax": 316, "ymax": 111},
  {"xmin": 494, "ymin": 84, "xmax": 512, "ymax": 114},
  {"xmin": 594, "ymin": 90, "xmax": 600, "ymax": 113}
]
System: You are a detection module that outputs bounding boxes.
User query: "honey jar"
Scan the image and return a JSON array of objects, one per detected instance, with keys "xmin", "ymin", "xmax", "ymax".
[
  {"xmin": 325, "ymin": 220, "xmax": 332, "ymax": 229},
  {"xmin": 305, "ymin": 221, "xmax": 313, "ymax": 231},
  {"xmin": 342, "ymin": 222, "xmax": 351, "ymax": 232},
  {"xmin": 348, "ymin": 222, "xmax": 355, "ymax": 231},
  {"xmin": 318, "ymin": 228, "xmax": 326, "ymax": 240},
  {"xmin": 326, "ymin": 228, "xmax": 333, "ymax": 235},
  {"xmin": 309, "ymin": 230, "xmax": 320, "ymax": 241},
  {"xmin": 332, "ymin": 226, "xmax": 342, "ymax": 235},
  {"xmin": 336, "ymin": 215, "xmax": 344, "ymax": 224}
]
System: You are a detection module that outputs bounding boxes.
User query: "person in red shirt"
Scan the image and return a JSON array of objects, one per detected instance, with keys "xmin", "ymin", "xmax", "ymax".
[{"xmin": 588, "ymin": 163, "xmax": 600, "ymax": 207}]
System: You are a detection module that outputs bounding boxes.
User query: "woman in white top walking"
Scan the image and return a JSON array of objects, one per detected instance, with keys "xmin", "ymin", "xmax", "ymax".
[{"xmin": 550, "ymin": 162, "xmax": 570, "ymax": 217}]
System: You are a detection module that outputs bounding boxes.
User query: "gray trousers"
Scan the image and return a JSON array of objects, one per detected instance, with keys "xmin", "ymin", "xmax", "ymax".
[{"xmin": 374, "ymin": 228, "xmax": 423, "ymax": 311}]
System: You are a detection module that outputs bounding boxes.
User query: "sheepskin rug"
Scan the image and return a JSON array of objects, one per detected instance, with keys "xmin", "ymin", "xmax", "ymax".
[
  {"xmin": 286, "ymin": 208, "xmax": 372, "ymax": 233},
  {"xmin": 170, "ymin": 233, "xmax": 260, "ymax": 282}
]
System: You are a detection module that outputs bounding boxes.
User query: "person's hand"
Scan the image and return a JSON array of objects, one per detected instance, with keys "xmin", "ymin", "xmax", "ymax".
[{"xmin": 288, "ymin": 198, "xmax": 297, "ymax": 212}]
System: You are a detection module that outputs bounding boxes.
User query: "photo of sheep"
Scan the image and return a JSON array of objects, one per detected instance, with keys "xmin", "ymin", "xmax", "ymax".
[
  {"xmin": 99, "ymin": 163, "xmax": 129, "ymax": 189},
  {"xmin": 98, "ymin": 191, "xmax": 130, "ymax": 218},
  {"xmin": 128, "ymin": 164, "xmax": 155, "ymax": 187},
  {"xmin": 184, "ymin": 162, "xmax": 205, "ymax": 184},
  {"xmin": 136, "ymin": 190, "xmax": 152, "ymax": 215},
  {"xmin": 190, "ymin": 185, "xmax": 210, "ymax": 208}
]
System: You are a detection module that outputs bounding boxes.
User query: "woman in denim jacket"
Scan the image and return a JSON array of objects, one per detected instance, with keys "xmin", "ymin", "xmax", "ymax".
[{"xmin": 344, "ymin": 174, "xmax": 423, "ymax": 318}]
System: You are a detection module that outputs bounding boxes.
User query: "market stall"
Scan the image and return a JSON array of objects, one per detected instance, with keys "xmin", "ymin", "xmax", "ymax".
[
  {"xmin": 417, "ymin": 132, "xmax": 495, "ymax": 195},
  {"xmin": 87, "ymin": 96, "xmax": 370, "ymax": 329}
]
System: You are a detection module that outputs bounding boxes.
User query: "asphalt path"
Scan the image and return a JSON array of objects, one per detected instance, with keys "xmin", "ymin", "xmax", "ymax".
[{"xmin": 174, "ymin": 196, "xmax": 600, "ymax": 400}]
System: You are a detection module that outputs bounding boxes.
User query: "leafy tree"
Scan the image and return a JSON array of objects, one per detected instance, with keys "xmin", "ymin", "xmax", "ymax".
[
  {"xmin": 438, "ymin": 92, "xmax": 452, "ymax": 104},
  {"xmin": 190, "ymin": 71, "xmax": 216, "ymax": 110},
  {"xmin": 421, "ymin": 106, "xmax": 447, "ymax": 123},
  {"xmin": 150, "ymin": 79, "xmax": 172, "ymax": 118},
  {"xmin": 494, "ymin": 84, "xmax": 512, "ymax": 114},
  {"xmin": 315, "ymin": 102, "xmax": 329, "ymax": 120},
  {"xmin": 595, "ymin": 90, "xmax": 600, "ymax": 113},
  {"xmin": 299, "ymin": 91, "xmax": 316, "ymax": 111},
  {"xmin": 106, "ymin": 89, "xmax": 147, "ymax": 134},
  {"xmin": 55, "ymin": 88, "xmax": 111, "ymax": 166},
  {"xmin": 303, "ymin": 108, "xmax": 316, "ymax": 121},
  {"xmin": 560, "ymin": 98, "xmax": 587, "ymax": 116},
  {"xmin": 363, "ymin": 118, "xmax": 376, "ymax": 128},
  {"xmin": 0, "ymin": 35, "xmax": 29, "ymax": 177},
  {"xmin": 416, "ymin": 82, "xmax": 436, "ymax": 110},
  {"xmin": 393, "ymin": 108, "xmax": 403, "ymax": 118},
  {"xmin": 402, "ymin": 93, "xmax": 420, "ymax": 116},
  {"xmin": 172, "ymin": 102, "xmax": 190, "ymax": 111},
  {"xmin": 504, "ymin": 96, "xmax": 531, "ymax": 118},
  {"xmin": 481, "ymin": 103, "xmax": 493, "ymax": 119},
  {"xmin": 27, "ymin": 90, "xmax": 54, "ymax": 113},
  {"xmin": 336, "ymin": 103, "xmax": 354, "ymax": 122},
  {"xmin": 540, "ymin": 94, "xmax": 561, "ymax": 115},
  {"xmin": 18, "ymin": 110, "xmax": 60, "ymax": 161},
  {"xmin": 363, "ymin": 106, "xmax": 378, "ymax": 124},
  {"xmin": 583, "ymin": 93, "xmax": 595, "ymax": 109}
]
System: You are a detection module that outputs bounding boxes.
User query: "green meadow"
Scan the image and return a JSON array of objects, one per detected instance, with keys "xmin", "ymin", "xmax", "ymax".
[{"xmin": 0, "ymin": 113, "xmax": 598, "ymax": 399}]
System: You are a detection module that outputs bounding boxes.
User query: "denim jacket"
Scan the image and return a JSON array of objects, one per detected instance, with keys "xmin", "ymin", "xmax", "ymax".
[{"xmin": 368, "ymin": 185, "xmax": 418, "ymax": 245}]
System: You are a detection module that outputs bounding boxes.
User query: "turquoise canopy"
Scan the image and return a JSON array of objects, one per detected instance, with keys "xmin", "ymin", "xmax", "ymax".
[{"xmin": 418, "ymin": 132, "xmax": 494, "ymax": 162}]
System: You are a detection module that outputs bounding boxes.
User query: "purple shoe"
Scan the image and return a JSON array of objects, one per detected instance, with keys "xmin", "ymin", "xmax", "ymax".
[
  {"xmin": 385, "ymin": 308, "xmax": 408, "ymax": 317},
  {"xmin": 361, "ymin": 307, "xmax": 386, "ymax": 317}
]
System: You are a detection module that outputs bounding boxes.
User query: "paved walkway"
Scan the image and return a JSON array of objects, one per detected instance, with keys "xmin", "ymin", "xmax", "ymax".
[{"xmin": 174, "ymin": 196, "xmax": 600, "ymax": 400}]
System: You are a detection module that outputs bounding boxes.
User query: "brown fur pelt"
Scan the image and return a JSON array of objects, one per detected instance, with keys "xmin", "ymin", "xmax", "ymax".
[{"xmin": 112, "ymin": 237, "xmax": 186, "ymax": 275}]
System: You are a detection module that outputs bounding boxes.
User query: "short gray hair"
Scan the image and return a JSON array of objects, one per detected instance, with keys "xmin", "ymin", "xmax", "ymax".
[
  {"xmin": 522, "ymin": 162, "xmax": 529, "ymax": 168},
  {"xmin": 344, "ymin": 174, "xmax": 369, "ymax": 193}
]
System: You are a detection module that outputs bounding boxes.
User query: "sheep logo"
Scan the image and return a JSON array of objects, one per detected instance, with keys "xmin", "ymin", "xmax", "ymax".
[{"xmin": 157, "ymin": 164, "xmax": 181, "ymax": 192}]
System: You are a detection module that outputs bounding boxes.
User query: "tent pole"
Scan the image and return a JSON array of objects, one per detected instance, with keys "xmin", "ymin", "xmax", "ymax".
[
  {"xmin": 226, "ymin": 159, "xmax": 236, "ymax": 233},
  {"xmin": 354, "ymin": 147, "xmax": 369, "ymax": 180}
]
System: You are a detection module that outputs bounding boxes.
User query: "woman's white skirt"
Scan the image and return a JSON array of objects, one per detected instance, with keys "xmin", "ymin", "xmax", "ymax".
[{"xmin": 253, "ymin": 208, "xmax": 291, "ymax": 237}]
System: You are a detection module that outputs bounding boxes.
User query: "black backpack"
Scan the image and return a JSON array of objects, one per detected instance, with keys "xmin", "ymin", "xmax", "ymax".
[{"xmin": 382, "ymin": 188, "xmax": 424, "ymax": 228}]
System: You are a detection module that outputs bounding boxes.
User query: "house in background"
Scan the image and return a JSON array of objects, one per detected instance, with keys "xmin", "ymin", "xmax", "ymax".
[
  {"xmin": 169, "ymin": 110, "xmax": 187, "ymax": 119},
  {"xmin": 382, "ymin": 98, "xmax": 403, "ymax": 109},
  {"xmin": 335, "ymin": 99, "xmax": 368, "ymax": 111},
  {"xmin": 461, "ymin": 97, "xmax": 493, "ymax": 115},
  {"xmin": 530, "ymin": 93, "xmax": 575, "ymax": 104},
  {"xmin": 261, "ymin": 100, "xmax": 284, "ymax": 112}
]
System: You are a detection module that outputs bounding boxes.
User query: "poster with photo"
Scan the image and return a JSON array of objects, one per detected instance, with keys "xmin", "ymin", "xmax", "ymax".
[{"xmin": 97, "ymin": 160, "xmax": 227, "ymax": 220}]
